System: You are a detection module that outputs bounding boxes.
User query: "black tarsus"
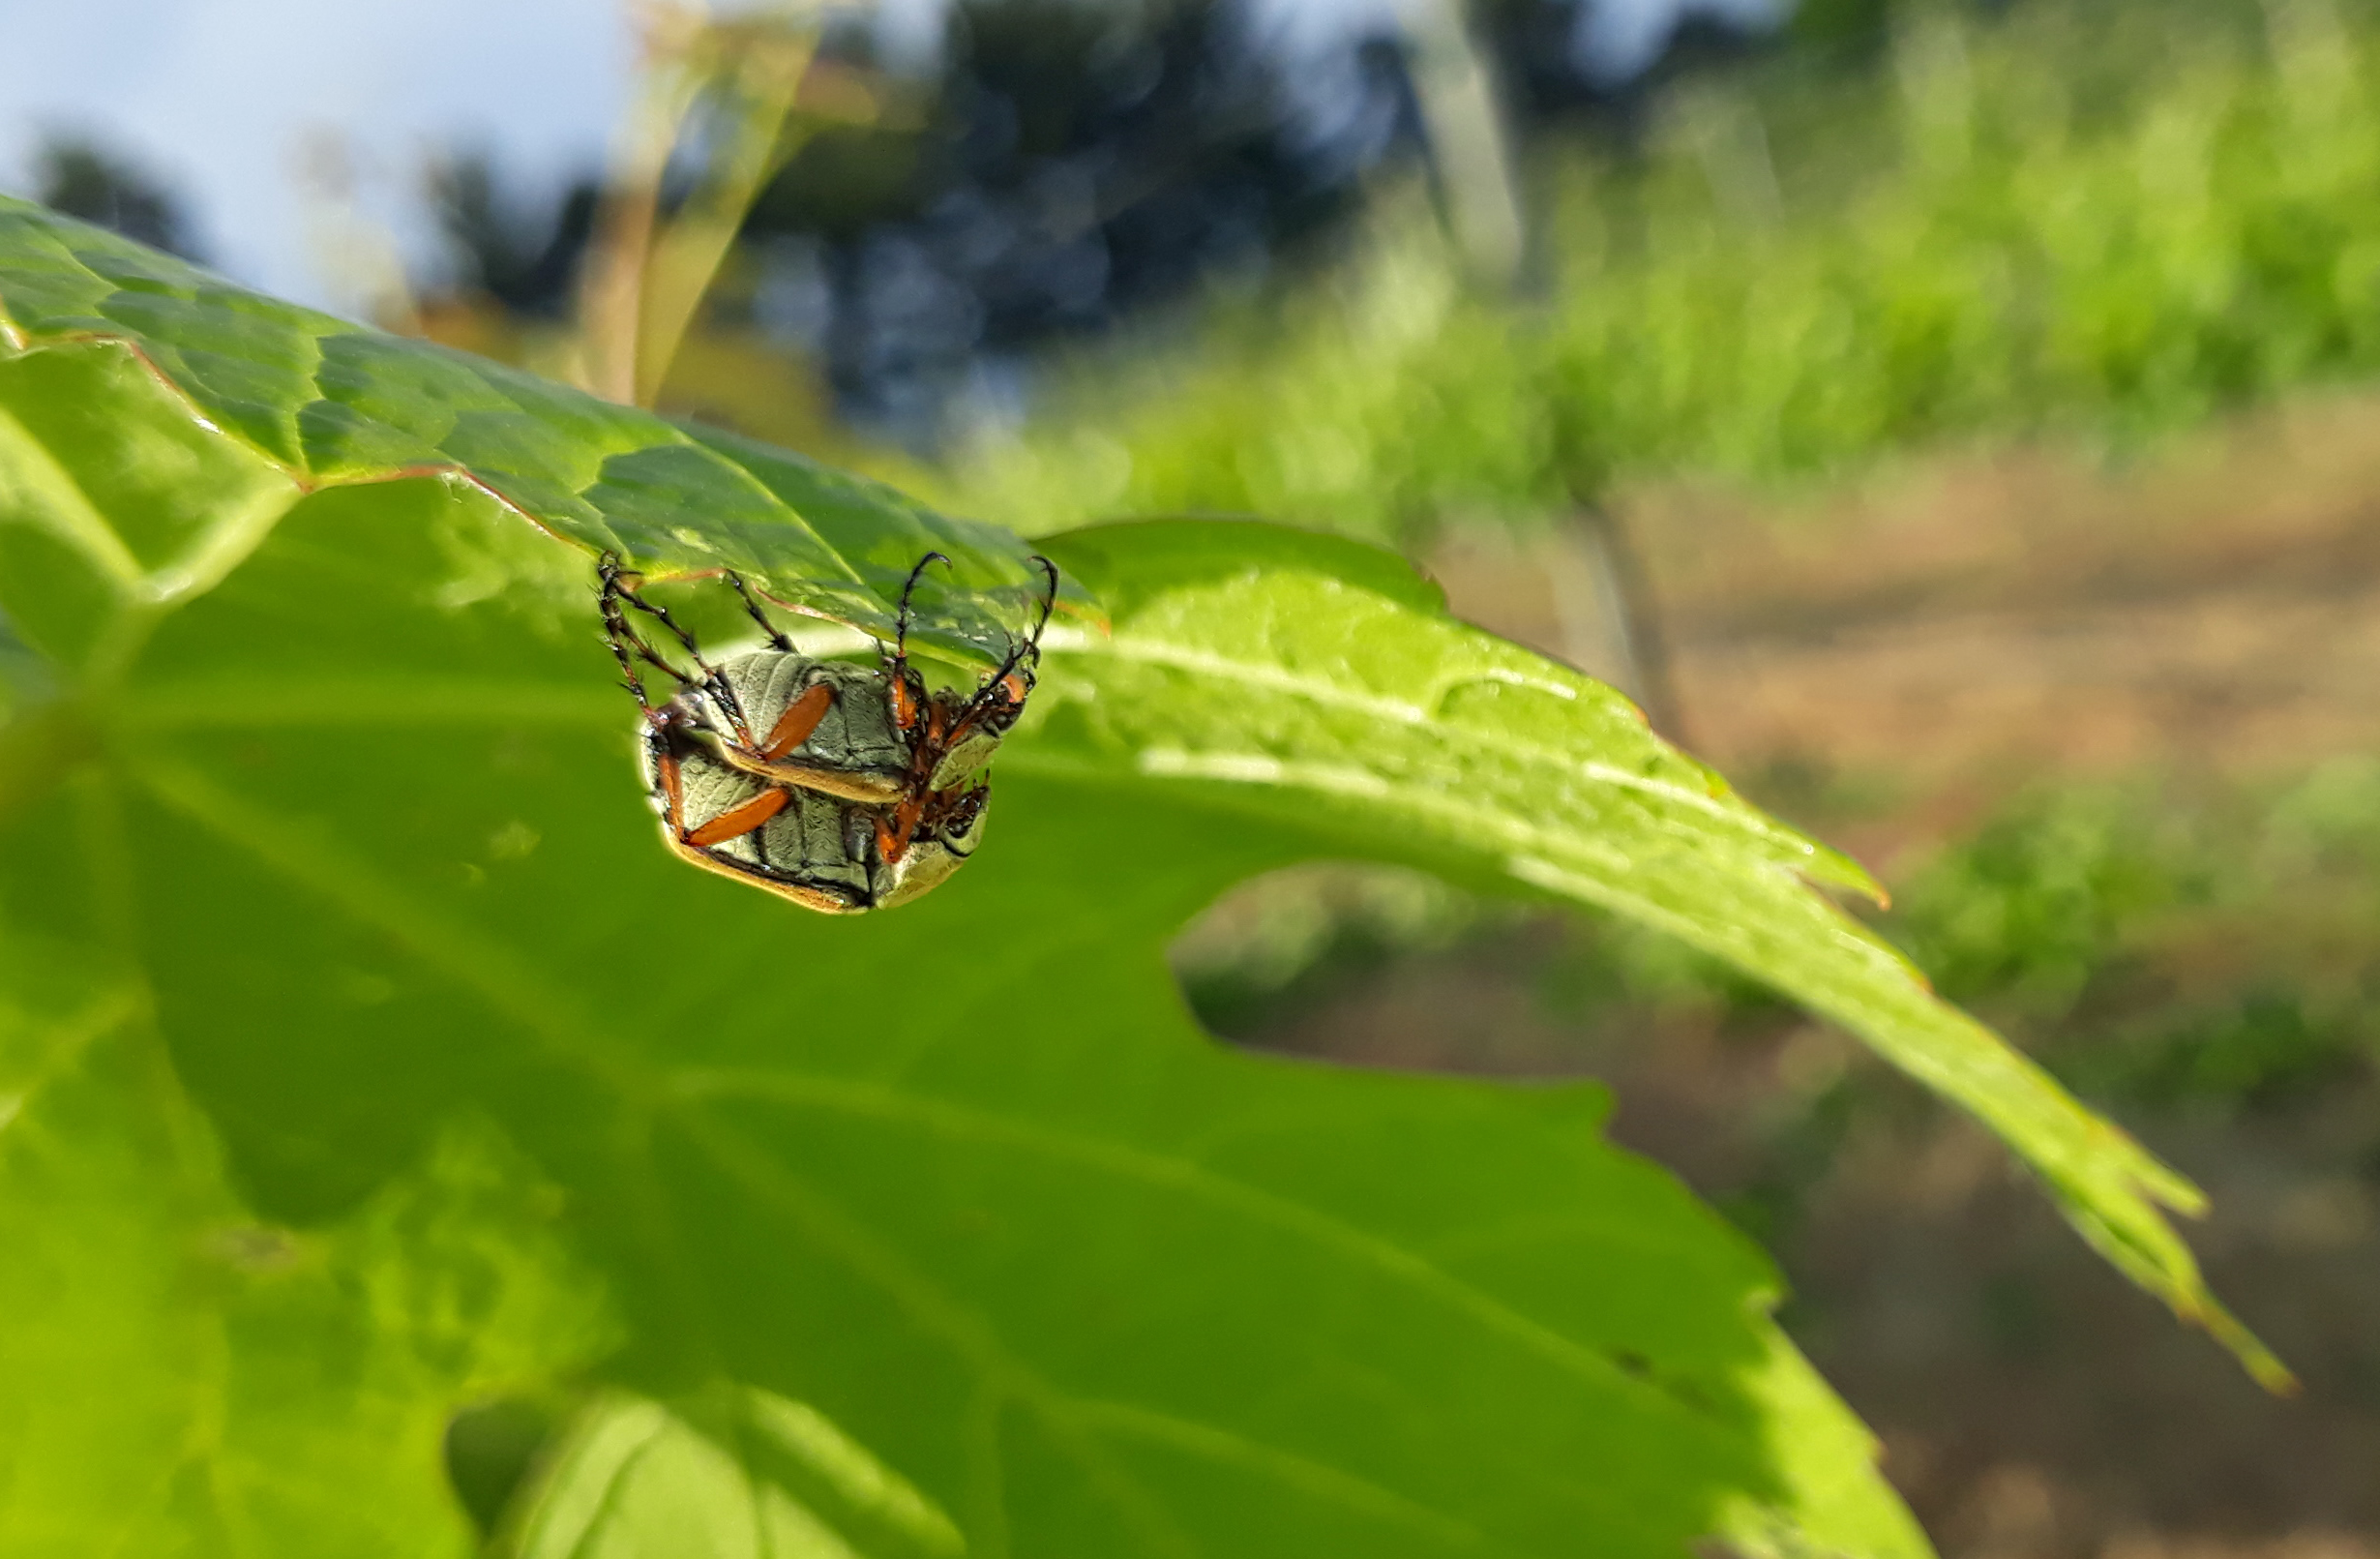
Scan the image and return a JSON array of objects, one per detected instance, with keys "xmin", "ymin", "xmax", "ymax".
[
  {"xmin": 594, "ymin": 553, "xmax": 752, "ymax": 742},
  {"xmin": 726, "ymin": 570, "xmax": 795, "ymax": 652},
  {"xmin": 599, "ymin": 553, "xmax": 690, "ymax": 718},
  {"xmin": 1026, "ymin": 555, "xmax": 1059, "ymax": 645},
  {"xmin": 894, "ymin": 552, "xmax": 953, "ymax": 656}
]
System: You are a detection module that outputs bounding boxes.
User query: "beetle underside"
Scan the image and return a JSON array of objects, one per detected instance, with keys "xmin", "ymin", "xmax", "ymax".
[{"xmin": 597, "ymin": 551, "xmax": 1054, "ymax": 913}]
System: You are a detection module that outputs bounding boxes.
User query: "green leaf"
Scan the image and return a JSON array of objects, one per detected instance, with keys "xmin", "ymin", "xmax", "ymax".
[
  {"xmin": 0, "ymin": 196, "xmax": 1088, "ymax": 672},
  {"xmin": 0, "ymin": 932, "xmax": 611, "ymax": 1554},
  {"xmin": 1026, "ymin": 522, "xmax": 2287, "ymax": 1392},
  {"xmin": 506, "ymin": 1386, "xmax": 967, "ymax": 1559},
  {"xmin": 0, "ymin": 194, "xmax": 2251, "ymax": 1554}
]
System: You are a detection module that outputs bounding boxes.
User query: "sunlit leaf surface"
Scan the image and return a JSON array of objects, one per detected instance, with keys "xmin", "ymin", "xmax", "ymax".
[
  {"xmin": 0, "ymin": 198, "xmax": 1085, "ymax": 671},
  {"xmin": 507, "ymin": 1386, "xmax": 967, "ymax": 1559}
]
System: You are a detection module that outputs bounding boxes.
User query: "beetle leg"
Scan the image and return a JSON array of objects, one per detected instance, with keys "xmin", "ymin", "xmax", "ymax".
[
  {"xmin": 654, "ymin": 822, "xmax": 871, "ymax": 914},
  {"xmin": 734, "ymin": 762, "xmax": 906, "ymax": 808},
  {"xmin": 612, "ymin": 576, "xmax": 711, "ymax": 667},
  {"xmin": 880, "ymin": 553, "xmax": 951, "ymax": 733},
  {"xmin": 603, "ymin": 564, "xmax": 757, "ymax": 745},
  {"xmin": 684, "ymin": 785, "xmax": 791, "ymax": 848},
  {"xmin": 658, "ymin": 831, "xmax": 873, "ymax": 914},
  {"xmin": 758, "ymin": 681, "xmax": 835, "ymax": 760},
  {"xmin": 604, "ymin": 617, "xmax": 657, "ymax": 710},
  {"xmin": 876, "ymin": 794, "xmax": 925, "ymax": 864},
  {"xmin": 1026, "ymin": 555, "xmax": 1059, "ymax": 640},
  {"xmin": 727, "ymin": 571, "xmax": 796, "ymax": 651},
  {"xmin": 888, "ymin": 667, "xmax": 927, "ymax": 735},
  {"xmin": 654, "ymin": 739, "xmax": 685, "ymax": 815},
  {"xmin": 600, "ymin": 559, "xmax": 696, "ymax": 710}
]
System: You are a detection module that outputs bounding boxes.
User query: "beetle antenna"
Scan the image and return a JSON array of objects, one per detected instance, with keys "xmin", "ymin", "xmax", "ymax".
[
  {"xmin": 1025, "ymin": 555, "xmax": 1058, "ymax": 650},
  {"xmin": 892, "ymin": 552, "xmax": 952, "ymax": 658},
  {"xmin": 951, "ymin": 557, "xmax": 1060, "ymax": 728},
  {"xmin": 727, "ymin": 570, "xmax": 795, "ymax": 652},
  {"xmin": 883, "ymin": 551, "xmax": 952, "ymax": 697}
]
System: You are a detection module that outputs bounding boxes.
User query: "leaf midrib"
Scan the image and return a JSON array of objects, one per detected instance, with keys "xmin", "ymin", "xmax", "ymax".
[
  {"xmin": 1044, "ymin": 635, "xmax": 1848, "ymax": 877},
  {"xmin": 111, "ymin": 665, "xmax": 1808, "ymax": 882}
]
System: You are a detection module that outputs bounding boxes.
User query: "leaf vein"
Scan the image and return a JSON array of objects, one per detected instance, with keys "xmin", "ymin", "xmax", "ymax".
[{"xmin": 672, "ymin": 1067, "xmax": 1673, "ymax": 1406}]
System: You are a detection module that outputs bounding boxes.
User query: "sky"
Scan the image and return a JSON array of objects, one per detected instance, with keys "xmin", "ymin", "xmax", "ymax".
[
  {"xmin": 0, "ymin": 0, "xmax": 633, "ymax": 309},
  {"xmin": 0, "ymin": 0, "xmax": 1756, "ymax": 316}
]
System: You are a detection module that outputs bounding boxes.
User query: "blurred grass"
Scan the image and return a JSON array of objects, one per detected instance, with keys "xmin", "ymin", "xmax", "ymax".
[
  {"xmin": 902, "ymin": 0, "xmax": 2380, "ymax": 1192},
  {"xmin": 1893, "ymin": 763, "xmax": 2380, "ymax": 1111},
  {"xmin": 960, "ymin": 0, "xmax": 2380, "ymax": 546}
]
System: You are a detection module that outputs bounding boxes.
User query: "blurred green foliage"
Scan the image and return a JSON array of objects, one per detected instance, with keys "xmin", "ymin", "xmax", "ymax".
[
  {"xmin": 1894, "ymin": 763, "xmax": 2380, "ymax": 1109},
  {"xmin": 964, "ymin": 0, "xmax": 2380, "ymax": 544},
  {"xmin": 1217, "ymin": 761, "xmax": 2380, "ymax": 1116}
]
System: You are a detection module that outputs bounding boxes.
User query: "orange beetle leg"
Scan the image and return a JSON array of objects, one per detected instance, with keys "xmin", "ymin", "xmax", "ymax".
[
  {"xmin": 877, "ymin": 795, "xmax": 924, "ymax": 863},
  {"xmin": 759, "ymin": 681, "xmax": 834, "ymax": 760},
  {"xmin": 686, "ymin": 786, "xmax": 790, "ymax": 847},
  {"xmin": 657, "ymin": 747, "xmax": 686, "ymax": 819}
]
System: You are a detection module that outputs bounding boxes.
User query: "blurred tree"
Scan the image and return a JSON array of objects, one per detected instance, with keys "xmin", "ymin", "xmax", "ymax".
[
  {"xmin": 743, "ymin": 0, "xmax": 1419, "ymax": 434},
  {"xmin": 428, "ymin": 156, "xmax": 599, "ymax": 316},
  {"xmin": 34, "ymin": 137, "xmax": 196, "ymax": 259},
  {"xmin": 419, "ymin": 0, "xmax": 1798, "ymax": 445}
]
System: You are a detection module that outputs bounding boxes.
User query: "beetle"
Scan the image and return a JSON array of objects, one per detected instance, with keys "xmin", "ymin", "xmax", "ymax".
[
  {"xmin": 597, "ymin": 550, "xmax": 1053, "ymax": 909},
  {"xmin": 604, "ymin": 551, "xmax": 1057, "ymax": 854},
  {"xmin": 816, "ymin": 551, "xmax": 1056, "ymax": 867},
  {"xmin": 637, "ymin": 715, "xmax": 988, "ymax": 914}
]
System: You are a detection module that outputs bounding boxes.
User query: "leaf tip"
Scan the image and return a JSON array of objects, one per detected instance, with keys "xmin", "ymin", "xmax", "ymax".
[{"xmin": 2199, "ymin": 1302, "xmax": 2299, "ymax": 1396}]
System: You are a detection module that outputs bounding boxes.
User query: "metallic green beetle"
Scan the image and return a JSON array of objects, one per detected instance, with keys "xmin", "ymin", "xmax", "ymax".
[
  {"xmin": 638, "ymin": 716, "xmax": 986, "ymax": 914},
  {"xmin": 597, "ymin": 552, "xmax": 1044, "ymax": 911}
]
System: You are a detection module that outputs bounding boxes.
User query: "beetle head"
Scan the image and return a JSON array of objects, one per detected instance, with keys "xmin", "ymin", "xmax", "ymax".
[{"xmin": 954, "ymin": 556, "xmax": 1059, "ymax": 735}]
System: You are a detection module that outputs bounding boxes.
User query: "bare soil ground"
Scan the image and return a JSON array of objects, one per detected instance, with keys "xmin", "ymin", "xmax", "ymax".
[
  {"xmin": 1261, "ymin": 393, "xmax": 2380, "ymax": 1558},
  {"xmin": 1442, "ymin": 390, "xmax": 2380, "ymax": 815}
]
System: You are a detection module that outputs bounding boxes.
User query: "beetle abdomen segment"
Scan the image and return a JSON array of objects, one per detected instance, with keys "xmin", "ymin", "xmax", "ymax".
[
  {"xmin": 602, "ymin": 551, "xmax": 1056, "ymax": 914},
  {"xmin": 711, "ymin": 654, "xmax": 909, "ymax": 802}
]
